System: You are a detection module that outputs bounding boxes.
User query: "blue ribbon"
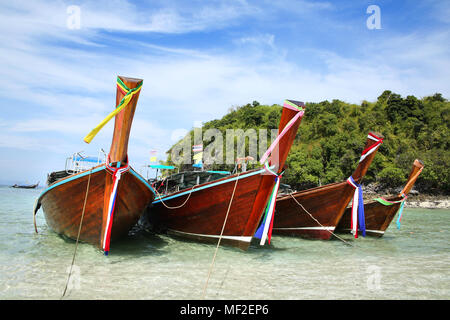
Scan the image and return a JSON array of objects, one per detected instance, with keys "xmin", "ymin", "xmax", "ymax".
[
  {"xmin": 253, "ymin": 216, "xmax": 265, "ymax": 239},
  {"xmin": 396, "ymin": 198, "xmax": 406, "ymax": 230},
  {"xmin": 348, "ymin": 176, "xmax": 366, "ymax": 237}
]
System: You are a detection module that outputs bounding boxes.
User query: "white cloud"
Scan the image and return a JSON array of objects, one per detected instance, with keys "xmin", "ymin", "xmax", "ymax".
[
  {"xmin": 260, "ymin": 0, "xmax": 334, "ymax": 15},
  {"xmin": 1, "ymin": 0, "xmax": 258, "ymax": 35},
  {"xmin": 237, "ymin": 34, "xmax": 275, "ymax": 48}
]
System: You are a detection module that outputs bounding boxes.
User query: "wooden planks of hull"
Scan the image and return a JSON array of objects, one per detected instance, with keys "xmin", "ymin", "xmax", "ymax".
[
  {"xmin": 272, "ymin": 132, "xmax": 384, "ymax": 240},
  {"xmin": 39, "ymin": 166, "xmax": 153, "ymax": 248},
  {"xmin": 273, "ymin": 181, "xmax": 350, "ymax": 239},
  {"xmin": 149, "ymin": 168, "xmax": 274, "ymax": 250},
  {"xmin": 336, "ymin": 159, "xmax": 424, "ymax": 237}
]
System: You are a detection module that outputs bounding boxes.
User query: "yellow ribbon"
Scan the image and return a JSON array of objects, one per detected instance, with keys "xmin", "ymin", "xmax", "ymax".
[{"xmin": 83, "ymin": 83, "xmax": 142, "ymax": 144}]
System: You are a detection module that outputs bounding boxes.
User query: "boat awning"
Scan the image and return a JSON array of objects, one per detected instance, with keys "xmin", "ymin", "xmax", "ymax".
[
  {"xmin": 156, "ymin": 170, "xmax": 231, "ymax": 191},
  {"xmin": 206, "ymin": 170, "xmax": 231, "ymax": 175},
  {"xmin": 73, "ymin": 156, "xmax": 102, "ymax": 163},
  {"xmin": 149, "ymin": 164, "xmax": 176, "ymax": 170}
]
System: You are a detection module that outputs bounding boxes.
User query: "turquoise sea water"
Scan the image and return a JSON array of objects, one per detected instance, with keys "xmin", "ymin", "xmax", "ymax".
[{"xmin": 0, "ymin": 186, "xmax": 448, "ymax": 300}]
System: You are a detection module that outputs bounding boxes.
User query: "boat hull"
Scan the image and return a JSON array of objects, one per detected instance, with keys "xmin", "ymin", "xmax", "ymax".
[
  {"xmin": 336, "ymin": 198, "xmax": 402, "ymax": 237},
  {"xmin": 272, "ymin": 132, "xmax": 384, "ymax": 240},
  {"xmin": 272, "ymin": 181, "xmax": 350, "ymax": 240},
  {"xmin": 147, "ymin": 168, "xmax": 276, "ymax": 250},
  {"xmin": 38, "ymin": 165, "xmax": 154, "ymax": 249},
  {"xmin": 146, "ymin": 100, "xmax": 304, "ymax": 250},
  {"xmin": 336, "ymin": 159, "xmax": 424, "ymax": 237}
]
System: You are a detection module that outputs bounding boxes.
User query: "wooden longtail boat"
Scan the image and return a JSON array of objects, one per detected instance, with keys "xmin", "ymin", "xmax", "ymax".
[
  {"xmin": 11, "ymin": 182, "xmax": 39, "ymax": 189},
  {"xmin": 33, "ymin": 76, "xmax": 155, "ymax": 254},
  {"xmin": 145, "ymin": 100, "xmax": 305, "ymax": 250},
  {"xmin": 336, "ymin": 159, "xmax": 424, "ymax": 237},
  {"xmin": 272, "ymin": 132, "xmax": 384, "ymax": 240}
]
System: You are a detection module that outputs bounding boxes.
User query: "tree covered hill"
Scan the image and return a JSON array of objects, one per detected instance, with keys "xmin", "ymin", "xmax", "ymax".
[{"xmin": 165, "ymin": 91, "xmax": 449, "ymax": 195}]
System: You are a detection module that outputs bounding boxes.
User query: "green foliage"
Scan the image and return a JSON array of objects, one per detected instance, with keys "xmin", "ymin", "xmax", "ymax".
[
  {"xmin": 377, "ymin": 166, "xmax": 407, "ymax": 187},
  {"xmin": 166, "ymin": 92, "xmax": 450, "ymax": 194}
]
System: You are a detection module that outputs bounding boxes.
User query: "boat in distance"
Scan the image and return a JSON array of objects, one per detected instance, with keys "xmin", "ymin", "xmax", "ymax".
[{"xmin": 11, "ymin": 182, "xmax": 39, "ymax": 189}]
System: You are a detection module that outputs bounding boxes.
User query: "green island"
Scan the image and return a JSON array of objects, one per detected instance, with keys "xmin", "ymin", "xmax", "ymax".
[{"xmin": 164, "ymin": 91, "xmax": 449, "ymax": 197}]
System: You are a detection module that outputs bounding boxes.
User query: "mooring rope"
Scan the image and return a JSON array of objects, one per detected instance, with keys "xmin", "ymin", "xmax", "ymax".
[
  {"xmin": 288, "ymin": 193, "xmax": 353, "ymax": 246},
  {"xmin": 202, "ymin": 172, "xmax": 241, "ymax": 299},
  {"xmin": 154, "ymin": 183, "xmax": 197, "ymax": 210},
  {"xmin": 61, "ymin": 169, "xmax": 92, "ymax": 298}
]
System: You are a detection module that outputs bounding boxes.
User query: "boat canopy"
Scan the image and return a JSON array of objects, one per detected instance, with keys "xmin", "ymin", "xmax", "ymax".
[
  {"xmin": 154, "ymin": 170, "xmax": 231, "ymax": 195},
  {"xmin": 149, "ymin": 164, "xmax": 176, "ymax": 170},
  {"xmin": 66, "ymin": 150, "xmax": 106, "ymax": 173},
  {"xmin": 73, "ymin": 156, "xmax": 103, "ymax": 163},
  {"xmin": 206, "ymin": 170, "xmax": 231, "ymax": 175}
]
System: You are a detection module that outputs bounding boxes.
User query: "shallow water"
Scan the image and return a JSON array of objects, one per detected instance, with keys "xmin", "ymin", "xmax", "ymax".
[{"xmin": 0, "ymin": 186, "xmax": 448, "ymax": 300}]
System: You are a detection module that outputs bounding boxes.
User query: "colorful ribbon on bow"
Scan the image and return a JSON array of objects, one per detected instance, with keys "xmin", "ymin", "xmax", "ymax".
[
  {"xmin": 396, "ymin": 196, "xmax": 407, "ymax": 230},
  {"xmin": 259, "ymin": 100, "xmax": 304, "ymax": 165},
  {"xmin": 83, "ymin": 77, "xmax": 143, "ymax": 144},
  {"xmin": 102, "ymin": 161, "xmax": 130, "ymax": 255},
  {"xmin": 254, "ymin": 100, "xmax": 304, "ymax": 245},
  {"xmin": 254, "ymin": 161, "xmax": 283, "ymax": 245},
  {"xmin": 374, "ymin": 193, "xmax": 407, "ymax": 230},
  {"xmin": 359, "ymin": 133, "xmax": 383, "ymax": 163},
  {"xmin": 347, "ymin": 176, "xmax": 365, "ymax": 238},
  {"xmin": 345, "ymin": 133, "xmax": 383, "ymax": 238}
]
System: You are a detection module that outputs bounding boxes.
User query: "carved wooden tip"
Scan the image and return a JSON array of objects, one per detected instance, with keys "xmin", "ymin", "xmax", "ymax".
[
  {"xmin": 414, "ymin": 159, "xmax": 424, "ymax": 168},
  {"xmin": 369, "ymin": 131, "xmax": 384, "ymax": 139},
  {"xmin": 285, "ymin": 100, "xmax": 305, "ymax": 108},
  {"xmin": 118, "ymin": 76, "xmax": 143, "ymax": 88}
]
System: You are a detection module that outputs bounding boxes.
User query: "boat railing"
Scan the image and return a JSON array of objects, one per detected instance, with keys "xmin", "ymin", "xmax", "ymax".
[
  {"xmin": 153, "ymin": 170, "xmax": 231, "ymax": 196},
  {"xmin": 65, "ymin": 150, "xmax": 107, "ymax": 173}
]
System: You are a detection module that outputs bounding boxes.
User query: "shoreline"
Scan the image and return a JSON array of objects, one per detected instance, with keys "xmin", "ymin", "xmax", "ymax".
[
  {"xmin": 363, "ymin": 192, "xmax": 450, "ymax": 209},
  {"xmin": 3, "ymin": 184, "xmax": 448, "ymax": 209}
]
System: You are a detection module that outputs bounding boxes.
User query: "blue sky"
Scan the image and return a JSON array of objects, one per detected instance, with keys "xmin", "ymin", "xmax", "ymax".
[{"xmin": 1, "ymin": 0, "xmax": 449, "ymax": 185}]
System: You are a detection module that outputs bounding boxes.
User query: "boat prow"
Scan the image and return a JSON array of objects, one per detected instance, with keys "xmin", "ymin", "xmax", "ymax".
[
  {"xmin": 336, "ymin": 159, "xmax": 424, "ymax": 237},
  {"xmin": 145, "ymin": 100, "xmax": 306, "ymax": 250},
  {"xmin": 272, "ymin": 132, "xmax": 384, "ymax": 240},
  {"xmin": 34, "ymin": 76, "xmax": 155, "ymax": 254}
]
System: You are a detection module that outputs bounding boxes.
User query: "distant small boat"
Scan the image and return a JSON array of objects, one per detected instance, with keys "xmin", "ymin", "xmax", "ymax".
[
  {"xmin": 33, "ymin": 76, "xmax": 155, "ymax": 254},
  {"xmin": 272, "ymin": 132, "xmax": 384, "ymax": 240},
  {"xmin": 11, "ymin": 182, "xmax": 39, "ymax": 189},
  {"xmin": 336, "ymin": 159, "xmax": 424, "ymax": 237},
  {"xmin": 145, "ymin": 100, "xmax": 305, "ymax": 250}
]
